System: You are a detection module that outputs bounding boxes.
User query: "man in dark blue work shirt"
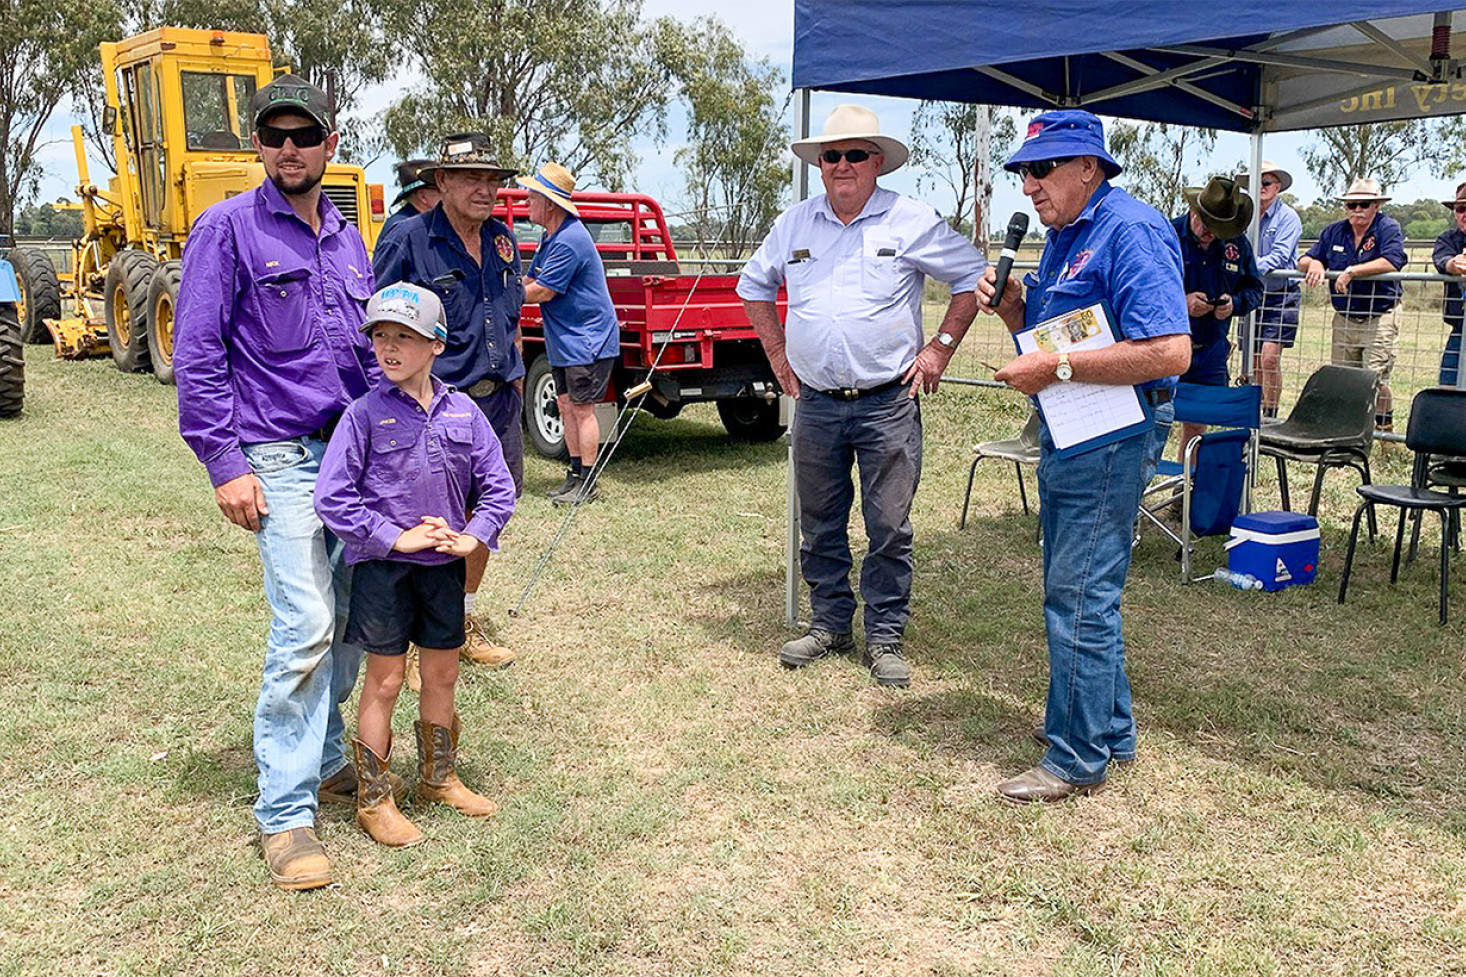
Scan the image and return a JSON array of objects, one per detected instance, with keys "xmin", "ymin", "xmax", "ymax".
[
  {"xmin": 373, "ymin": 132, "xmax": 524, "ymax": 671},
  {"xmin": 1171, "ymin": 175, "xmax": 1262, "ymax": 459},
  {"xmin": 1298, "ymin": 178, "xmax": 1407, "ymax": 429}
]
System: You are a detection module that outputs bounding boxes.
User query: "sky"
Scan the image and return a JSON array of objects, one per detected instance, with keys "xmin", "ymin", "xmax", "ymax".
[{"xmin": 29, "ymin": 1, "xmax": 1466, "ymax": 233}]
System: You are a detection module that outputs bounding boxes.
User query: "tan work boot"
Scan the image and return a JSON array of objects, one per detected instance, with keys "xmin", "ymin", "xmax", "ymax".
[
  {"xmin": 405, "ymin": 646, "xmax": 422, "ymax": 693},
  {"xmin": 460, "ymin": 617, "xmax": 514, "ymax": 668},
  {"xmin": 414, "ymin": 715, "xmax": 499, "ymax": 818},
  {"xmin": 352, "ymin": 737, "xmax": 424, "ymax": 848},
  {"xmin": 260, "ymin": 826, "xmax": 332, "ymax": 891}
]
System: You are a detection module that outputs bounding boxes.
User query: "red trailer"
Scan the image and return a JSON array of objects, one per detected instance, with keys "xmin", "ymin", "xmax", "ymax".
[{"xmin": 494, "ymin": 188, "xmax": 786, "ymax": 459}]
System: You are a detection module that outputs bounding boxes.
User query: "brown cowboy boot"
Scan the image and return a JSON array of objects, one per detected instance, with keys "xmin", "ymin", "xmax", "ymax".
[
  {"xmin": 352, "ymin": 737, "xmax": 424, "ymax": 848},
  {"xmin": 414, "ymin": 715, "xmax": 499, "ymax": 818},
  {"xmin": 459, "ymin": 617, "xmax": 515, "ymax": 668}
]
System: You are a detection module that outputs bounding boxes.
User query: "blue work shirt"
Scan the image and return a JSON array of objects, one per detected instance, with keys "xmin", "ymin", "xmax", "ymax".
[
  {"xmin": 1256, "ymin": 200, "xmax": 1302, "ymax": 296},
  {"xmin": 1023, "ymin": 182, "xmax": 1189, "ymax": 392},
  {"xmin": 373, "ymin": 204, "xmax": 525, "ymax": 388},
  {"xmin": 738, "ymin": 187, "xmax": 985, "ymax": 391},
  {"xmin": 1303, "ymin": 214, "xmax": 1406, "ymax": 316},
  {"xmin": 1172, "ymin": 214, "xmax": 1263, "ymax": 349},
  {"xmin": 313, "ymin": 377, "xmax": 517, "ymax": 566},
  {"xmin": 1432, "ymin": 225, "xmax": 1466, "ymax": 332},
  {"xmin": 527, "ymin": 215, "xmax": 619, "ymax": 367},
  {"xmin": 380, "ymin": 204, "xmax": 423, "ymax": 240}
]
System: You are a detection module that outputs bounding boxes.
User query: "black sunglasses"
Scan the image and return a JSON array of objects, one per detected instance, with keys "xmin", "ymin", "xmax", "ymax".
[
  {"xmin": 257, "ymin": 123, "xmax": 328, "ymax": 149},
  {"xmin": 1018, "ymin": 157, "xmax": 1075, "ymax": 181},
  {"xmin": 820, "ymin": 148, "xmax": 874, "ymax": 165},
  {"xmin": 1343, "ymin": 200, "xmax": 1376, "ymax": 211},
  {"xmin": 1454, "ymin": 204, "xmax": 1466, "ymax": 214}
]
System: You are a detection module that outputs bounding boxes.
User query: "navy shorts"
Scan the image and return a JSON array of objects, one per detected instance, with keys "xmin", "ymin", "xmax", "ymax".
[
  {"xmin": 552, "ymin": 358, "xmax": 614, "ymax": 405},
  {"xmin": 345, "ymin": 558, "xmax": 467, "ymax": 655},
  {"xmin": 1256, "ymin": 289, "xmax": 1301, "ymax": 348},
  {"xmin": 1181, "ymin": 339, "xmax": 1230, "ymax": 387}
]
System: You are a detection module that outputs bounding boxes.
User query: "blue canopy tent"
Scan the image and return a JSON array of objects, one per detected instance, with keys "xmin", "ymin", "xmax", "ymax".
[{"xmin": 777, "ymin": 2, "xmax": 1466, "ymax": 623}]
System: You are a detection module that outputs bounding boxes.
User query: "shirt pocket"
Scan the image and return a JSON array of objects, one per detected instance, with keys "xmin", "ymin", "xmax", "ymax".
[
  {"xmin": 364, "ymin": 429, "xmax": 421, "ymax": 500},
  {"xmin": 437, "ymin": 423, "xmax": 476, "ymax": 492},
  {"xmin": 862, "ymin": 230, "xmax": 901, "ymax": 298},
  {"xmin": 252, "ymin": 266, "xmax": 316, "ymax": 352}
]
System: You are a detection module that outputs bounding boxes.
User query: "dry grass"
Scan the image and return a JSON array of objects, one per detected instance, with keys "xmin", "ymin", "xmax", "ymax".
[{"xmin": 0, "ymin": 352, "xmax": 1464, "ymax": 976}]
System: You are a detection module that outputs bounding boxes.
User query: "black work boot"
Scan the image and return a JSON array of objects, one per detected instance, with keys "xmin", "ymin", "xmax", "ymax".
[
  {"xmin": 550, "ymin": 472, "xmax": 599, "ymax": 506},
  {"xmin": 545, "ymin": 468, "xmax": 577, "ymax": 498},
  {"xmin": 779, "ymin": 628, "xmax": 855, "ymax": 668},
  {"xmin": 863, "ymin": 642, "xmax": 911, "ymax": 688}
]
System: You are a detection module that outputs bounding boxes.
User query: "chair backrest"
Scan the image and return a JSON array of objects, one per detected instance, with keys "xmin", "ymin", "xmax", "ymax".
[
  {"xmin": 1172, "ymin": 383, "xmax": 1261, "ymax": 430},
  {"xmin": 1406, "ymin": 388, "xmax": 1466, "ymax": 458},
  {"xmin": 1188, "ymin": 429, "xmax": 1251, "ymax": 536},
  {"xmin": 1284, "ymin": 365, "xmax": 1379, "ymax": 442},
  {"xmin": 1017, "ymin": 410, "xmax": 1041, "ymax": 448}
]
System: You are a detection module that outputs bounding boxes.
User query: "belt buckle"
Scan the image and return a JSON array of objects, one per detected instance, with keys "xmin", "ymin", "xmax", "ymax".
[{"xmin": 839, "ymin": 387, "xmax": 860, "ymax": 400}]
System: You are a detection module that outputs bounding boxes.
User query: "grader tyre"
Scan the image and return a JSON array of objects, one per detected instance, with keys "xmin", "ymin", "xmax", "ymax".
[
  {"xmin": 12, "ymin": 248, "xmax": 61, "ymax": 344},
  {"xmin": 147, "ymin": 260, "xmax": 182, "ymax": 385},
  {"xmin": 0, "ymin": 302, "xmax": 23, "ymax": 418},
  {"xmin": 104, "ymin": 250, "xmax": 158, "ymax": 373}
]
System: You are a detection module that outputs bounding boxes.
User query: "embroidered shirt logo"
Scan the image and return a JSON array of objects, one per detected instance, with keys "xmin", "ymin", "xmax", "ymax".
[
  {"xmin": 1058, "ymin": 249, "xmax": 1093, "ymax": 282},
  {"xmin": 495, "ymin": 235, "xmax": 516, "ymax": 264},
  {"xmin": 1223, "ymin": 243, "xmax": 1240, "ymax": 262}
]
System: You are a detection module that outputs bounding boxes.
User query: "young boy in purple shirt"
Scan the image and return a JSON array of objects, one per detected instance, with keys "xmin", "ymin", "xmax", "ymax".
[{"xmin": 314, "ymin": 283, "xmax": 516, "ymax": 847}]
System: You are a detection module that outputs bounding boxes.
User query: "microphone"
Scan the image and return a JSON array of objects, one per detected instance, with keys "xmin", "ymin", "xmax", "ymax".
[{"xmin": 988, "ymin": 212, "xmax": 1029, "ymax": 308}]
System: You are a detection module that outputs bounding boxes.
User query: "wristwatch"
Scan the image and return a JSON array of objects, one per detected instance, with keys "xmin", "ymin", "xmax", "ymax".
[
  {"xmin": 934, "ymin": 331, "xmax": 958, "ymax": 350},
  {"xmin": 1055, "ymin": 352, "xmax": 1073, "ymax": 382}
]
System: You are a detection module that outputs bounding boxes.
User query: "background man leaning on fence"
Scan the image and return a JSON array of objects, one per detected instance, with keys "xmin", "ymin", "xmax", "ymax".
[{"xmin": 1433, "ymin": 180, "xmax": 1466, "ymax": 388}]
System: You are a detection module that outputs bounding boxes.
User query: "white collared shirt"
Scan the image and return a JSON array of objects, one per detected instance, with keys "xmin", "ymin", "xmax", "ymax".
[{"xmin": 737, "ymin": 187, "xmax": 986, "ymax": 391}]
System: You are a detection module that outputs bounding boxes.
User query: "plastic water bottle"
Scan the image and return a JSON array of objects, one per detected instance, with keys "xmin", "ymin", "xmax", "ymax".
[{"xmin": 1212, "ymin": 568, "xmax": 1263, "ymax": 591}]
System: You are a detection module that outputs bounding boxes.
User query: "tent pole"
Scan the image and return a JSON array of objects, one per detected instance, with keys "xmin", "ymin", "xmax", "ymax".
[
  {"xmin": 1244, "ymin": 128, "xmax": 1265, "ymax": 511},
  {"xmin": 786, "ymin": 88, "xmax": 811, "ymax": 629}
]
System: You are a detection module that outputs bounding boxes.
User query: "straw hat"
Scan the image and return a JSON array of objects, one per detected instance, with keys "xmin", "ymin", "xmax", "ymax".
[
  {"xmin": 1336, "ymin": 177, "xmax": 1390, "ymax": 204},
  {"xmin": 1234, "ymin": 160, "xmax": 1293, "ymax": 193},
  {"xmin": 791, "ymin": 105, "xmax": 909, "ymax": 176},
  {"xmin": 1440, "ymin": 181, "xmax": 1466, "ymax": 209},
  {"xmin": 516, "ymin": 162, "xmax": 580, "ymax": 216},
  {"xmin": 1184, "ymin": 176, "xmax": 1254, "ymax": 239}
]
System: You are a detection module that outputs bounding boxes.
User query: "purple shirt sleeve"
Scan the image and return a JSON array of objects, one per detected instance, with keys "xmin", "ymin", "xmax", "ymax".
[
  {"xmin": 175, "ymin": 215, "xmax": 251, "ymax": 487},
  {"xmin": 313, "ymin": 404, "xmax": 405, "ymax": 560},
  {"xmin": 461, "ymin": 407, "xmax": 517, "ymax": 552}
]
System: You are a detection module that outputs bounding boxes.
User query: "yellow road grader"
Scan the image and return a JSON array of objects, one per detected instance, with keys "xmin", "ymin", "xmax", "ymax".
[{"xmin": 11, "ymin": 27, "xmax": 385, "ymax": 383}]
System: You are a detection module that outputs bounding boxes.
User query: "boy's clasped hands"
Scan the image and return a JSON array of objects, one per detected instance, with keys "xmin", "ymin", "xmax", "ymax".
[{"xmin": 394, "ymin": 515, "xmax": 481, "ymax": 557}]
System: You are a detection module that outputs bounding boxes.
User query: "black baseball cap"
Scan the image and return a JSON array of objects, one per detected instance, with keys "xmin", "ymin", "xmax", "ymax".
[{"xmin": 251, "ymin": 74, "xmax": 333, "ymax": 130}]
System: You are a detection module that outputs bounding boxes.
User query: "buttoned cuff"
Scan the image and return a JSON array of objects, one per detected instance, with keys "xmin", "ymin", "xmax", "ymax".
[
  {"xmin": 204, "ymin": 448, "xmax": 252, "ymax": 489},
  {"xmin": 366, "ymin": 519, "xmax": 404, "ymax": 560},
  {"xmin": 463, "ymin": 514, "xmax": 502, "ymax": 553}
]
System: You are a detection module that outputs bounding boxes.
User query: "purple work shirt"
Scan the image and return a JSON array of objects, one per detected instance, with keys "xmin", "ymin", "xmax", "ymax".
[
  {"xmin": 175, "ymin": 178, "xmax": 379, "ymax": 487},
  {"xmin": 313, "ymin": 378, "xmax": 516, "ymax": 566}
]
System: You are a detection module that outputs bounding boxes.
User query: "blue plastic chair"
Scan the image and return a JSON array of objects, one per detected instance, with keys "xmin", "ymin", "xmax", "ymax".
[{"xmin": 1138, "ymin": 383, "xmax": 1262, "ymax": 582}]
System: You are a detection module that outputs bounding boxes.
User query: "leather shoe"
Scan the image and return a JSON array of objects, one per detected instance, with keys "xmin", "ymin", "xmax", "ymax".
[
  {"xmin": 1029, "ymin": 726, "xmax": 1135, "ymax": 767},
  {"xmin": 996, "ymin": 765, "xmax": 1104, "ymax": 804}
]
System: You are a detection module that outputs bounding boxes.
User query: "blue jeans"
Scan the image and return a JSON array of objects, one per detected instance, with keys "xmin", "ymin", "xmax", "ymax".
[
  {"xmin": 1442, "ymin": 328, "xmax": 1462, "ymax": 387},
  {"xmin": 1036, "ymin": 401, "xmax": 1172, "ymax": 785},
  {"xmin": 792, "ymin": 384, "xmax": 921, "ymax": 644},
  {"xmin": 242, "ymin": 437, "xmax": 363, "ymax": 834}
]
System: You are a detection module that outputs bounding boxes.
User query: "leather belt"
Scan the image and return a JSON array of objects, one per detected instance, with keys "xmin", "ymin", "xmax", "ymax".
[
  {"xmin": 1144, "ymin": 388, "xmax": 1172, "ymax": 406},
  {"xmin": 1342, "ymin": 312, "xmax": 1382, "ymax": 322},
  {"xmin": 467, "ymin": 378, "xmax": 503, "ymax": 398},
  {"xmin": 813, "ymin": 377, "xmax": 903, "ymax": 401}
]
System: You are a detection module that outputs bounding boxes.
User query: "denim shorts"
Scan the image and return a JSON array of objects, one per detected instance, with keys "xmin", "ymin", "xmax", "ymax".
[{"xmin": 345, "ymin": 558, "xmax": 467, "ymax": 654}]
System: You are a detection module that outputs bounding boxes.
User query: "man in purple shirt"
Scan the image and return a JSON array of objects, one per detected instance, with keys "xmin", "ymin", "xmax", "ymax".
[{"xmin": 174, "ymin": 75, "xmax": 377, "ymax": 892}]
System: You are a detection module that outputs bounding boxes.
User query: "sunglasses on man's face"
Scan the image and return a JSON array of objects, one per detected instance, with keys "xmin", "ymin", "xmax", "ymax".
[
  {"xmin": 1017, "ymin": 157, "xmax": 1075, "ymax": 181},
  {"xmin": 1260, "ymin": 178, "xmax": 1280, "ymax": 188},
  {"xmin": 1453, "ymin": 204, "xmax": 1466, "ymax": 214},
  {"xmin": 820, "ymin": 148, "xmax": 874, "ymax": 165},
  {"xmin": 1344, "ymin": 200, "xmax": 1376, "ymax": 211},
  {"xmin": 257, "ymin": 123, "xmax": 328, "ymax": 149}
]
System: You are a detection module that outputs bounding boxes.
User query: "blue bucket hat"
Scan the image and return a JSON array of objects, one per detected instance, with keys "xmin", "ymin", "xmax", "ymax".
[{"xmin": 1004, "ymin": 110, "xmax": 1121, "ymax": 179}]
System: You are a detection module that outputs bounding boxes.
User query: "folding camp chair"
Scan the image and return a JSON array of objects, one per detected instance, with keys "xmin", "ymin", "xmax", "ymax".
[{"xmin": 1138, "ymin": 383, "xmax": 1262, "ymax": 582}]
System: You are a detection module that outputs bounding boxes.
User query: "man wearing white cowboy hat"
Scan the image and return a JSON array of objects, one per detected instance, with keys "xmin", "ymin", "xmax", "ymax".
[
  {"xmin": 1432, "ymin": 180, "xmax": 1466, "ymax": 387},
  {"xmin": 1170, "ymin": 175, "xmax": 1263, "ymax": 459},
  {"xmin": 1235, "ymin": 161, "xmax": 1302, "ymax": 418},
  {"xmin": 517, "ymin": 162, "xmax": 619, "ymax": 504},
  {"xmin": 374, "ymin": 132, "xmax": 525, "ymax": 673},
  {"xmin": 738, "ymin": 103, "xmax": 986, "ymax": 689},
  {"xmin": 1298, "ymin": 177, "xmax": 1407, "ymax": 429}
]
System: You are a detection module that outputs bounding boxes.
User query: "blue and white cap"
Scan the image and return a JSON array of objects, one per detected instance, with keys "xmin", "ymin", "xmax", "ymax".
[
  {"xmin": 359, "ymin": 282, "xmax": 447, "ymax": 342},
  {"xmin": 1004, "ymin": 109, "xmax": 1122, "ymax": 179}
]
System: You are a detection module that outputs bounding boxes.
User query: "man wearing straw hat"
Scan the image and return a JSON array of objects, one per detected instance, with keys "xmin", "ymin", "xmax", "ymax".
[
  {"xmin": 1432, "ymin": 180, "xmax": 1466, "ymax": 387},
  {"xmin": 373, "ymin": 133, "xmax": 523, "ymax": 671},
  {"xmin": 738, "ymin": 104, "xmax": 986, "ymax": 689},
  {"xmin": 1235, "ymin": 161, "xmax": 1302, "ymax": 419},
  {"xmin": 517, "ymin": 162, "xmax": 619, "ymax": 505},
  {"xmin": 1297, "ymin": 178, "xmax": 1407, "ymax": 430},
  {"xmin": 1170, "ymin": 175, "xmax": 1263, "ymax": 458},
  {"xmin": 382, "ymin": 158, "xmax": 440, "ymax": 238}
]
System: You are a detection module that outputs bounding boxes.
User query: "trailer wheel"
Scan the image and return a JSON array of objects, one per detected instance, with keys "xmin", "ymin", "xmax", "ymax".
[
  {"xmin": 147, "ymin": 260, "xmax": 182, "ymax": 385},
  {"xmin": 524, "ymin": 355, "xmax": 569, "ymax": 460},
  {"xmin": 105, "ymin": 250, "xmax": 158, "ymax": 373},
  {"xmin": 0, "ymin": 302, "xmax": 23, "ymax": 417},
  {"xmin": 638, "ymin": 395, "xmax": 683, "ymax": 420},
  {"xmin": 12, "ymin": 249, "xmax": 61, "ymax": 344},
  {"xmin": 717, "ymin": 397, "xmax": 785, "ymax": 442}
]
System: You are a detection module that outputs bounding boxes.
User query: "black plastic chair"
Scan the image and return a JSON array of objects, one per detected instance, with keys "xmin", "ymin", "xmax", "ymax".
[
  {"xmin": 1258, "ymin": 365, "xmax": 1379, "ymax": 531},
  {"xmin": 960, "ymin": 410, "xmax": 1040, "ymax": 531},
  {"xmin": 1338, "ymin": 388, "xmax": 1466, "ymax": 625}
]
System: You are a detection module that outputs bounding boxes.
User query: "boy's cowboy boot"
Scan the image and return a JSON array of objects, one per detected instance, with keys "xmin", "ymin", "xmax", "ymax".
[
  {"xmin": 352, "ymin": 737, "xmax": 424, "ymax": 848},
  {"xmin": 414, "ymin": 715, "xmax": 499, "ymax": 818}
]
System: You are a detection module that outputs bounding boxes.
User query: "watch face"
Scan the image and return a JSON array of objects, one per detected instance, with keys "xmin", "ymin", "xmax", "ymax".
[
  {"xmin": 1056, "ymin": 361, "xmax": 1073, "ymax": 381},
  {"xmin": 936, "ymin": 332, "xmax": 955, "ymax": 348}
]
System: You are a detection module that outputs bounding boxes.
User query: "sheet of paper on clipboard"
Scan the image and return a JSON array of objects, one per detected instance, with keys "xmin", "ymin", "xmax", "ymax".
[{"xmin": 1015, "ymin": 302, "xmax": 1148, "ymax": 455}]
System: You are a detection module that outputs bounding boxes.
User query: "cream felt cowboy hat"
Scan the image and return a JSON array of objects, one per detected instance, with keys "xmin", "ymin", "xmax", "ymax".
[
  {"xmin": 516, "ymin": 162, "xmax": 579, "ymax": 216},
  {"xmin": 1235, "ymin": 160, "xmax": 1293, "ymax": 193},
  {"xmin": 1336, "ymin": 177, "xmax": 1391, "ymax": 204},
  {"xmin": 791, "ymin": 104, "xmax": 909, "ymax": 176}
]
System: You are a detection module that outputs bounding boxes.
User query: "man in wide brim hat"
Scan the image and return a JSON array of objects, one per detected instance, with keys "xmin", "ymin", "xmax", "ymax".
[
  {"xmin": 1233, "ymin": 161, "xmax": 1303, "ymax": 419},
  {"xmin": 1336, "ymin": 177, "xmax": 1391, "ymax": 204},
  {"xmin": 1235, "ymin": 161, "xmax": 1293, "ymax": 194},
  {"xmin": 1433, "ymin": 181, "xmax": 1466, "ymax": 386},
  {"xmin": 435, "ymin": 132, "xmax": 518, "ymax": 180},
  {"xmin": 1183, "ymin": 175, "xmax": 1254, "ymax": 239},
  {"xmin": 393, "ymin": 158, "xmax": 439, "ymax": 208},
  {"xmin": 789, "ymin": 104, "xmax": 910, "ymax": 176},
  {"xmin": 515, "ymin": 161, "xmax": 579, "ymax": 217}
]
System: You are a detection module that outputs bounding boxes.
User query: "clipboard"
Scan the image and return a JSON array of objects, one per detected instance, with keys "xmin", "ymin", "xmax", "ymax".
[{"xmin": 1013, "ymin": 302, "xmax": 1153, "ymax": 458}]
